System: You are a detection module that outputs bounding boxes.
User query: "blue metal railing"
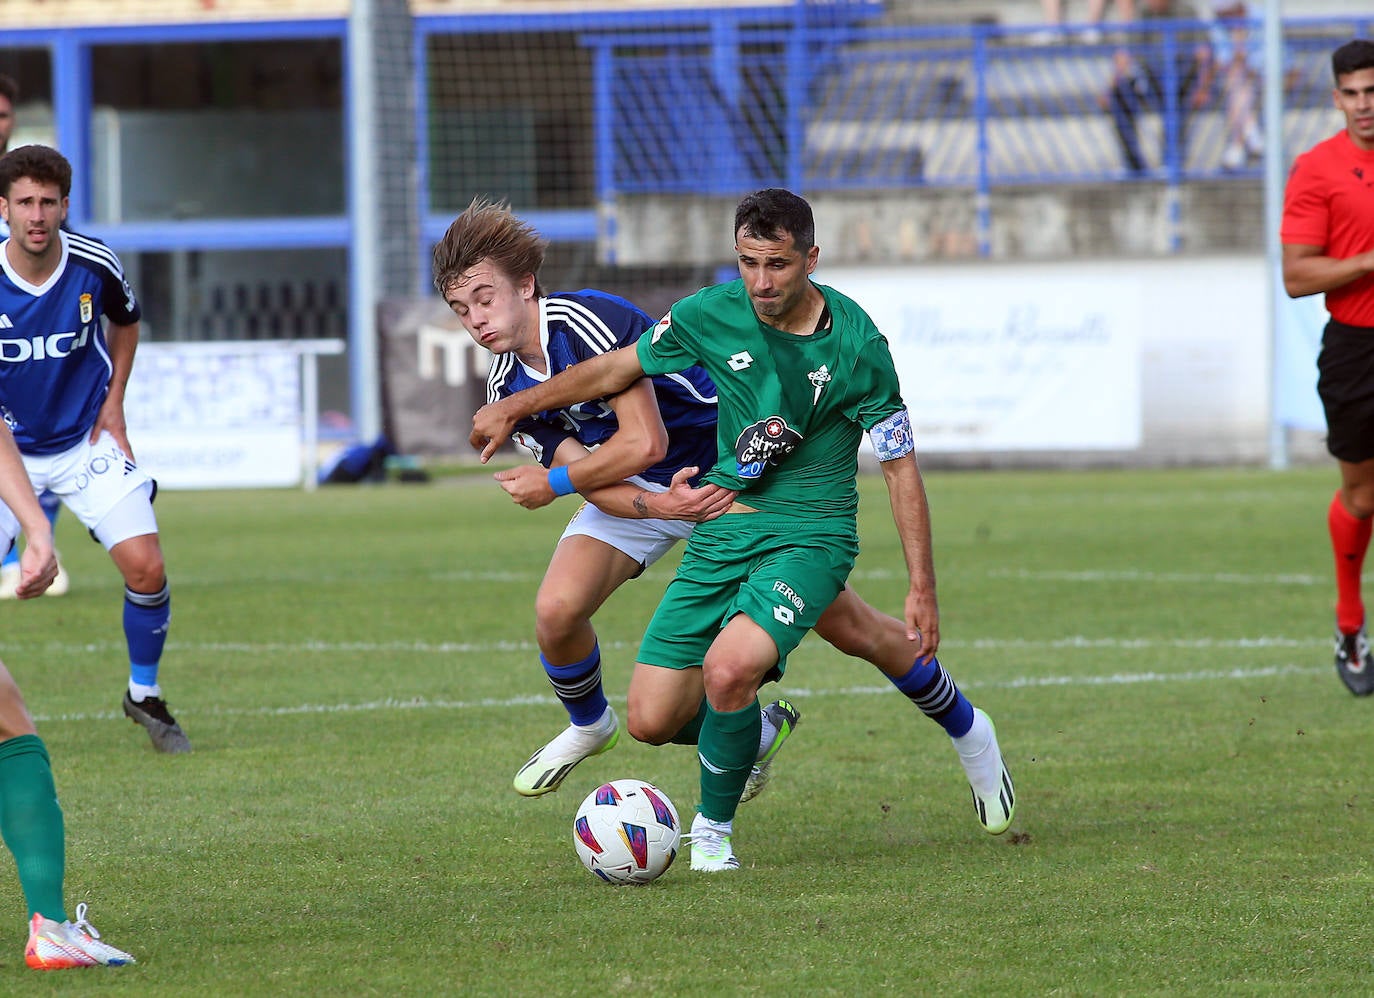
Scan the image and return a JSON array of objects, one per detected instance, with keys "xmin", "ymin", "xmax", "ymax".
[{"xmin": 585, "ymin": 15, "xmax": 1374, "ymax": 199}]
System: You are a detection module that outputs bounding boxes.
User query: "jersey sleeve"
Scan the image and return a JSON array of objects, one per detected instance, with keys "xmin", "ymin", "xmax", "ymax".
[
  {"xmin": 636, "ymin": 303, "xmax": 700, "ymax": 377},
  {"xmin": 101, "ymin": 255, "xmax": 141, "ymax": 325},
  {"xmin": 1280, "ymin": 152, "xmax": 1329, "ymax": 247}
]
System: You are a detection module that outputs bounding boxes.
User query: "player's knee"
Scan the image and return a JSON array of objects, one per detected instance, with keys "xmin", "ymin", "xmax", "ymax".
[
  {"xmin": 533, "ymin": 591, "xmax": 589, "ymax": 643},
  {"xmin": 1344, "ymin": 480, "xmax": 1374, "ymax": 520},
  {"xmin": 625, "ymin": 713, "xmax": 674, "ymax": 746},
  {"xmin": 701, "ymin": 659, "xmax": 765, "ymax": 711},
  {"xmin": 123, "ymin": 562, "xmax": 166, "ymax": 595}
]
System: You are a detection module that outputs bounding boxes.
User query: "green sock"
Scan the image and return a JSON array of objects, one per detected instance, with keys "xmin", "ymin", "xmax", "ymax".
[
  {"xmin": 669, "ymin": 700, "xmax": 708, "ymax": 746},
  {"xmin": 697, "ymin": 700, "xmax": 761, "ymax": 823},
  {"xmin": 0, "ymin": 734, "xmax": 67, "ymax": 922}
]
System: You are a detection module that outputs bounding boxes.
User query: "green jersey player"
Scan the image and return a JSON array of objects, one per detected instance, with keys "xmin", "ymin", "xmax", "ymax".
[{"xmin": 472, "ymin": 189, "xmax": 1014, "ymax": 871}]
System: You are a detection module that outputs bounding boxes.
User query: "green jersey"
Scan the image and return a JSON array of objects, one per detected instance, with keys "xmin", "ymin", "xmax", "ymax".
[{"xmin": 636, "ymin": 279, "xmax": 906, "ymax": 518}]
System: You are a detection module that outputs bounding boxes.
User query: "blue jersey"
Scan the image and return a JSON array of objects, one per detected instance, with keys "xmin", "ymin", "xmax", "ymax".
[
  {"xmin": 487, "ymin": 289, "xmax": 718, "ymax": 488},
  {"xmin": 0, "ymin": 229, "xmax": 141, "ymax": 455}
]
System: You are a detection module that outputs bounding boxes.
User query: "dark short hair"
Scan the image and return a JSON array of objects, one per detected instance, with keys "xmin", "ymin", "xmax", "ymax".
[
  {"xmin": 734, "ymin": 188, "xmax": 816, "ymax": 253},
  {"xmin": 0, "ymin": 145, "xmax": 72, "ymax": 200},
  {"xmin": 0, "ymin": 74, "xmax": 17, "ymax": 105},
  {"xmin": 1332, "ymin": 39, "xmax": 1374, "ymax": 82}
]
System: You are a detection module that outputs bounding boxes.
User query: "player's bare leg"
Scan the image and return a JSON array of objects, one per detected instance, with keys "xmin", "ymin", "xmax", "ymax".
[
  {"xmin": 512, "ymin": 535, "xmax": 639, "ymax": 795},
  {"xmin": 817, "ymin": 586, "xmax": 1015, "ymax": 834},
  {"xmin": 111, "ymin": 531, "xmax": 189, "ymax": 754}
]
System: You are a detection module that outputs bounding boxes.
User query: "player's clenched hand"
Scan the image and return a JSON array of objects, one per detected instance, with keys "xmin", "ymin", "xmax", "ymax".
[
  {"xmin": 494, "ymin": 465, "xmax": 555, "ymax": 509},
  {"xmin": 470, "ymin": 399, "xmax": 518, "ymax": 463},
  {"xmin": 905, "ymin": 586, "xmax": 940, "ymax": 662}
]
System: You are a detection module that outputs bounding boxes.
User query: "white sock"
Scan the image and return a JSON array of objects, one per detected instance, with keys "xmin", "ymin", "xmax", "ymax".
[
  {"xmin": 128, "ymin": 681, "xmax": 162, "ymax": 702},
  {"xmin": 577, "ymin": 705, "xmax": 615, "ymax": 733},
  {"xmin": 951, "ymin": 709, "xmax": 1003, "ymax": 795},
  {"xmin": 691, "ymin": 812, "xmax": 731, "ymax": 836},
  {"xmin": 951, "ymin": 709, "xmax": 991, "ymax": 758}
]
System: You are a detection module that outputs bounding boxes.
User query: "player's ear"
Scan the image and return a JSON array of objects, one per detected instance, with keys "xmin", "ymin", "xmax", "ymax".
[
  {"xmin": 805, "ymin": 244, "xmax": 819, "ymax": 274},
  {"xmin": 519, "ymin": 272, "xmax": 536, "ymax": 301}
]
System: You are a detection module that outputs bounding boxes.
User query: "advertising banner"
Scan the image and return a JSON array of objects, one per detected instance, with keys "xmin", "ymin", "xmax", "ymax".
[
  {"xmin": 124, "ymin": 341, "xmax": 340, "ymax": 489},
  {"xmin": 827, "ymin": 265, "xmax": 1143, "ymax": 451}
]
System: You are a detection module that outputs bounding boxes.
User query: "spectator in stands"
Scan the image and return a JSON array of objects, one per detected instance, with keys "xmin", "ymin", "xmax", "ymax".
[
  {"xmin": 1101, "ymin": 0, "xmax": 1214, "ymax": 175},
  {"xmin": 1207, "ymin": 1, "xmax": 1301, "ymax": 171},
  {"xmin": 1034, "ymin": 0, "xmax": 1137, "ymax": 44},
  {"xmin": 1209, "ymin": 0, "xmax": 1262, "ymax": 170}
]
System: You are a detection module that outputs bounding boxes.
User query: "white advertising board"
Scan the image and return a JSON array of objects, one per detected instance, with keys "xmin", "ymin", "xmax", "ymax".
[
  {"xmin": 825, "ymin": 264, "xmax": 1143, "ymax": 452},
  {"xmin": 124, "ymin": 341, "xmax": 342, "ymax": 489}
]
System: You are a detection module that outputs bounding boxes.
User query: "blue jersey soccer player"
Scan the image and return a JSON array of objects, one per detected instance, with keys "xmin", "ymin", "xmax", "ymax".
[
  {"xmin": 0, "ymin": 75, "xmax": 69, "ymax": 601},
  {"xmin": 0, "ymin": 144, "xmax": 189, "ymax": 753},
  {"xmin": 443, "ymin": 199, "xmax": 1013, "ymax": 858}
]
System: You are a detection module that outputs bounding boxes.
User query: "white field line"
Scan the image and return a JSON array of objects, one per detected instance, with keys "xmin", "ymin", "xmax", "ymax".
[
  {"xmin": 0, "ymin": 634, "xmax": 1329, "ymax": 659},
  {"xmin": 27, "ymin": 655, "xmax": 1327, "ymax": 724}
]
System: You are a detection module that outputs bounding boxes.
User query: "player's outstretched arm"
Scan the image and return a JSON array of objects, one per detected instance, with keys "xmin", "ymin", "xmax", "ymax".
[
  {"xmin": 471, "ymin": 347, "xmax": 646, "ymax": 462},
  {"xmin": 880, "ymin": 451, "xmax": 940, "ymax": 662},
  {"xmin": 0, "ymin": 424, "xmax": 56, "ymax": 599}
]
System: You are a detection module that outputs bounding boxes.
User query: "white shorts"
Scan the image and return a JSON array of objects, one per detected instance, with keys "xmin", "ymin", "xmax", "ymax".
[
  {"xmin": 0, "ymin": 431, "xmax": 158, "ymax": 553},
  {"xmin": 559, "ymin": 476, "xmax": 695, "ymax": 573}
]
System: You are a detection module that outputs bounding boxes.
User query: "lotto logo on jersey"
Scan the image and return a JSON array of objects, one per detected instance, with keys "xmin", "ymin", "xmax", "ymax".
[
  {"xmin": 0, "ymin": 328, "xmax": 90, "ymax": 363},
  {"xmin": 733, "ymin": 415, "xmax": 802, "ymax": 480},
  {"xmin": 79, "ymin": 293, "xmax": 94, "ymax": 324}
]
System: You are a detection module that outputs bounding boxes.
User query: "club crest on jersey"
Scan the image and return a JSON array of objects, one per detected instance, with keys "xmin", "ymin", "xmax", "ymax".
[
  {"xmin": 80, "ymin": 293, "xmax": 94, "ymax": 324},
  {"xmin": 734, "ymin": 415, "xmax": 802, "ymax": 480},
  {"xmin": 808, "ymin": 364, "xmax": 831, "ymax": 405}
]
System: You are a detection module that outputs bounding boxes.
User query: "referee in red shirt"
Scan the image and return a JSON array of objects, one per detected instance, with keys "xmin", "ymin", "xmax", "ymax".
[{"xmin": 1282, "ymin": 38, "xmax": 1374, "ymax": 695}]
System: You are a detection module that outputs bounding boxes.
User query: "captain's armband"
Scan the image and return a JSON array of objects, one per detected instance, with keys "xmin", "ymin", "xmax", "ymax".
[{"xmin": 869, "ymin": 408, "xmax": 915, "ymax": 461}]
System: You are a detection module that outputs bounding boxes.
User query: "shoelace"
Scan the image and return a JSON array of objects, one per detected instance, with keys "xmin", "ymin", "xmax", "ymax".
[{"xmin": 71, "ymin": 903, "xmax": 104, "ymax": 941}]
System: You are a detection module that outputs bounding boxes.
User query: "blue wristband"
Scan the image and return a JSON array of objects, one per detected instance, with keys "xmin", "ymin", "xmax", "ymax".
[{"xmin": 547, "ymin": 465, "xmax": 577, "ymax": 497}]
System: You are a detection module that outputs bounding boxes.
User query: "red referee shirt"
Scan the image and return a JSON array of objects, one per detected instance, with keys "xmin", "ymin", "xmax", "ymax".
[{"xmin": 1281, "ymin": 129, "xmax": 1374, "ymax": 328}]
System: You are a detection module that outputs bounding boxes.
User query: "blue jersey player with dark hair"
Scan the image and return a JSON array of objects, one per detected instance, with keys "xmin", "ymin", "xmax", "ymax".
[
  {"xmin": 0, "ymin": 144, "xmax": 189, "ymax": 753},
  {"xmin": 0, "ymin": 77, "xmax": 70, "ymax": 601},
  {"xmin": 436, "ymin": 200, "xmax": 1013, "ymax": 847}
]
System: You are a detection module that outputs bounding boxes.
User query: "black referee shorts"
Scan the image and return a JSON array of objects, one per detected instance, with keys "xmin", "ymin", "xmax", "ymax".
[{"xmin": 1317, "ymin": 319, "xmax": 1374, "ymax": 463}]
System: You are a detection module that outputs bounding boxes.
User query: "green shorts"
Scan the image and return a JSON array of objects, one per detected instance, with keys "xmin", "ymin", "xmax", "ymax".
[{"xmin": 636, "ymin": 513, "xmax": 858, "ymax": 678}]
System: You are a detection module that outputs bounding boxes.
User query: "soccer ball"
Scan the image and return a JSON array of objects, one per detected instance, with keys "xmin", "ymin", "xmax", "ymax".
[{"xmin": 573, "ymin": 779, "xmax": 680, "ymax": 885}]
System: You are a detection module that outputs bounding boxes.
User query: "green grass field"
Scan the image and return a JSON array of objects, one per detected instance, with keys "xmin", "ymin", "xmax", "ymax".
[{"xmin": 0, "ymin": 464, "xmax": 1367, "ymax": 995}]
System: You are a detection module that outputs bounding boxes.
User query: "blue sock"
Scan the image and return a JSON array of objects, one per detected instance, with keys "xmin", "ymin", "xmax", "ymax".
[
  {"xmin": 541, "ymin": 643, "xmax": 608, "ymax": 727},
  {"xmin": 889, "ymin": 655, "xmax": 975, "ymax": 738},
  {"xmin": 125, "ymin": 582, "xmax": 171, "ymax": 689}
]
